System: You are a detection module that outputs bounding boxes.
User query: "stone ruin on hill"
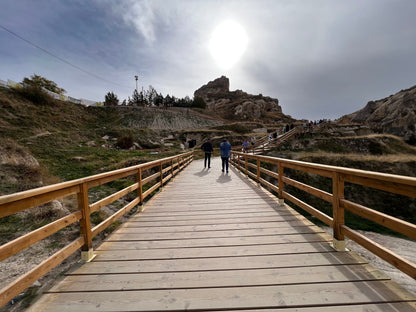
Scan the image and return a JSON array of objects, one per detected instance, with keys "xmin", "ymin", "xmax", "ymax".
[{"xmin": 194, "ymin": 76, "xmax": 289, "ymax": 121}]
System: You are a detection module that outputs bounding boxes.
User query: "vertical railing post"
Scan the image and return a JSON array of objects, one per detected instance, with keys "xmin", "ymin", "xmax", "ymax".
[
  {"xmin": 78, "ymin": 182, "xmax": 95, "ymax": 261},
  {"xmin": 256, "ymin": 157, "xmax": 261, "ymax": 186},
  {"xmin": 245, "ymin": 155, "xmax": 248, "ymax": 177},
  {"xmin": 177, "ymin": 156, "xmax": 181, "ymax": 171},
  {"xmin": 278, "ymin": 162, "xmax": 284, "ymax": 205},
  {"xmin": 159, "ymin": 162, "xmax": 163, "ymax": 188},
  {"xmin": 137, "ymin": 168, "xmax": 143, "ymax": 209},
  {"xmin": 171, "ymin": 159, "xmax": 174, "ymax": 177},
  {"xmin": 332, "ymin": 172, "xmax": 345, "ymax": 251}
]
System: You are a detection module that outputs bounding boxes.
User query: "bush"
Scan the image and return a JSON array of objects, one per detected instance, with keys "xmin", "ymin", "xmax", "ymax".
[
  {"xmin": 116, "ymin": 134, "xmax": 134, "ymax": 149},
  {"xmin": 16, "ymin": 84, "xmax": 54, "ymax": 106}
]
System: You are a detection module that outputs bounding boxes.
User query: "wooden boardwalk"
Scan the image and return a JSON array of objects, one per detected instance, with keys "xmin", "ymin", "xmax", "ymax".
[{"xmin": 28, "ymin": 159, "xmax": 416, "ymax": 311}]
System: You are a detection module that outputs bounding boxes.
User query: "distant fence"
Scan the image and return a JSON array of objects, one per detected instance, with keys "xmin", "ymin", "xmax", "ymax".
[{"xmin": 0, "ymin": 78, "xmax": 102, "ymax": 106}]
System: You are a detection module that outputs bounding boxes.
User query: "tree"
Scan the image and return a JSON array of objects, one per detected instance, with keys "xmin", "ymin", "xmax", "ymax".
[
  {"xmin": 154, "ymin": 92, "xmax": 164, "ymax": 107},
  {"xmin": 145, "ymin": 85, "xmax": 158, "ymax": 106},
  {"xmin": 22, "ymin": 74, "xmax": 66, "ymax": 94},
  {"xmin": 192, "ymin": 96, "xmax": 207, "ymax": 109},
  {"xmin": 132, "ymin": 89, "xmax": 140, "ymax": 106},
  {"xmin": 104, "ymin": 92, "xmax": 119, "ymax": 106}
]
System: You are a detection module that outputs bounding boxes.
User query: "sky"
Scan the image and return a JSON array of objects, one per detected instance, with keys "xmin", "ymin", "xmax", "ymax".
[{"xmin": 1, "ymin": 0, "xmax": 416, "ymax": 120}]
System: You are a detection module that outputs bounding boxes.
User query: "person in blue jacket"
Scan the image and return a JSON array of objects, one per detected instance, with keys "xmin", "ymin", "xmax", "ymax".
[{"xmin": 220, "ymin": 138, "xmax": 232, "ymax": 173}]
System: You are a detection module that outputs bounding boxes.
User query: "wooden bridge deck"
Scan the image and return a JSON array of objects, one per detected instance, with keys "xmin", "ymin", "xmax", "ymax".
[{"xmin": 28, "ymin": 159, "xmax": 416, "ymax": 311}]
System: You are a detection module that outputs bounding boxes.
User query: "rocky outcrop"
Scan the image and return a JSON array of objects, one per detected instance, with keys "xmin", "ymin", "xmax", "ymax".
[
  {"xmin": 0, "ymin": 138, "xmax": 43, "ymax": 193},
  {"xmin": 194, "ymin": 76, "xmax": 291, "ymax": 122},
  {"xmin": 339, "ymin": 85, "xmax": 416, "ymax": 142}
]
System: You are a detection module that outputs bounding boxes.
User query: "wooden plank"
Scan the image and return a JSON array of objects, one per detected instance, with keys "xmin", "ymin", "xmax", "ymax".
[
  {"xmin": 26, "ymin": 281, "xmax": 416, "ymax": 312},
  {"xmin": 216, "ymin": 302, "xmax": 416, "ymax": 312},
  {"xmin": 93, "ymin": 242, "xmax": 335, "ymax": 261},
  {"xmin": 133, "ymin": 211, "xmax": 287, "ymax": 221},
  {"xmin": 283, "ymin": 176, "xmax": 333, "ymax": 203},
  {"xmin": 117, "ymin": 220, "xmax": 315, "ymax": 233},
  {"xmin": 109, "ymin": 225, "xmax": 324, "ymax": 240},
  {"xmin": 283, "ymin": 191, "xmax": 333, "ymax": 226},
  {"xmin": 140, "ymin": 207, "xmax": 281, "ymax": 215},
  {"xmin": 97, "ymin": 233, "xmax": 330, "ymax": 250},
  {"xmin": 124, "ymin": 215, "xmax": 303, "ymax": 227},
  {"xmin": 342, "ymin": 225, "xmax": 416, "ymax": 279},
  {"xmin": 0, "ymin": 184, "xmax": 79, "ymax": 218},
  {"xmin": 0, "ymin": 211, "xmax": 82, "ymax": 261},
  {"xmin": 49, "ymin": 264, "xmax": 387, "ymax": 292},
  {"xmin": 0, "ymin": 238, "xmax": 84, "ymax": 308},
  {"xmin": 67, "ymin": 251, "xmax": 367, "ymax": 275},
  {"xmin": 89, "ymin": 182, "xmax": 138, "ymax": 214},
  {"xmin": 340, "ymin": 198, "xmax": 416, "ymax": 240},
  {"xmin": 342, "ymin": 172, "xmax": 416, "ymax": 198},
  {"xmin": 91, "ymin": 198, "xmax": 139, "ymax": 237}
]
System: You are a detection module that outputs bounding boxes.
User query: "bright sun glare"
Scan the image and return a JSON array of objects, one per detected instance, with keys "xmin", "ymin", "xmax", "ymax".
[{"xmin": 209, "ymin": 20, "xmax": 248, "ymax": 70}]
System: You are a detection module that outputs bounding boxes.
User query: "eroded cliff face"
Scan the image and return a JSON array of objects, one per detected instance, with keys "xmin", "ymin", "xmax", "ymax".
[
  {"xmin": 194, "ymin": 76, "xmax": 291, "ymax": 122},
  {"xmin": 339, "ymin": 85, "xmax": 416, "ymax": 142}
]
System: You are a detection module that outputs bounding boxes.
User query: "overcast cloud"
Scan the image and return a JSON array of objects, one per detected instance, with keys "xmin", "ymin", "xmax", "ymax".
[{"xmin": 1, "ymin": 0, "xmax": 415, "ymax": 120}]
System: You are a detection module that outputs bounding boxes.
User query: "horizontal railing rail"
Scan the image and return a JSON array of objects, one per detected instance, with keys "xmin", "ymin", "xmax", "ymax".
[
  {"xmin": 0, "ymin": 151, "xmax": 193, "ymax": 308},
  {"xmin": 230, "ymin": 151, "xmax": 416, "ymax": 279}
]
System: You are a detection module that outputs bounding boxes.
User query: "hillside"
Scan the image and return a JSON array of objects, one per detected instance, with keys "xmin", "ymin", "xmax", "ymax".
[
  {"xmin": 0, "ymin": 86, "xmax": 226, "ymax": 194},
  {"xmin": 338, "ymin": 84, "xmax": 416, "ymax": 143}
]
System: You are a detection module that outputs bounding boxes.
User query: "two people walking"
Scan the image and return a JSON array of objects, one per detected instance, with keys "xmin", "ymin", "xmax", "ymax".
[{"xmin": 201, "ymin": 138, "xmax": 232, "ymax": 173}]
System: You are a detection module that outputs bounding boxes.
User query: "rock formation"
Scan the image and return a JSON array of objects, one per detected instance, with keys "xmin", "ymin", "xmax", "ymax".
[
  {"xmin": 338, "ymin": 85, "xmax": 416, "ymax": 142},
  {"xmin": 194, "ymin": 76, "xmax": 292, "ymax": 122}
]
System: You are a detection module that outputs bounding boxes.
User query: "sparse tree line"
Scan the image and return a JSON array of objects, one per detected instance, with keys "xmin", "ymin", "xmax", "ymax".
[
  {"xmin": 104, "ymin": 86, "xmax": 206, "ymax": 109},
  {"xmin": 9, "ymin": 74, "xmax": 206, "ymax": 109}
]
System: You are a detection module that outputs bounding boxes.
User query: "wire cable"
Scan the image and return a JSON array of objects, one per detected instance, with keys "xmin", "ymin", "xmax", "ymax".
[{"xmin": 0, "ymin": 24, "xmax": 130, "ymax": 90}]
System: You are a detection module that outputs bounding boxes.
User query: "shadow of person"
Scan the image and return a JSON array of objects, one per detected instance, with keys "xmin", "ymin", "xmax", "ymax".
[
  {"xmin": 194, "ymin": 168, "xmax": 210, "ymax": 177},
  {"xmin": 216, "ymin": 172, "xmax": 232, "ymax": 183}
]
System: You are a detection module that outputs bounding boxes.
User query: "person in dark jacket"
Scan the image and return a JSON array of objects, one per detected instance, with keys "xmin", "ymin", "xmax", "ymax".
[
  {"xmin": 220, "ymin": 138, "xmax": 232, "ymax": 173},
  {"xmin": 201, "ymin": 139, "xmax": 213, "ymax": 168}
]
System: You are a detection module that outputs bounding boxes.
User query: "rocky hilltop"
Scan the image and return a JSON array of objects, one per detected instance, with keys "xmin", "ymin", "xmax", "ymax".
[
  {"xmin": 194, "ymin": 76, "xmax": 293, "ymax": 123},
  {"xmin": 339, "ymin": 85, "xmax": 416, "ymax": 143}
]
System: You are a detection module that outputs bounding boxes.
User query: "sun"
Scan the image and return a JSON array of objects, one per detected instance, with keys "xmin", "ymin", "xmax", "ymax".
[{"xmin": 209, "ymin": 20, "xmax": 248, "ymax": 69}]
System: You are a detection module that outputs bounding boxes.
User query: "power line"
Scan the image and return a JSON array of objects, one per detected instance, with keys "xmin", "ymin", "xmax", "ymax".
[{"xmin": 0, "ymin": 24, "xmax": 130, "ymax": 90}]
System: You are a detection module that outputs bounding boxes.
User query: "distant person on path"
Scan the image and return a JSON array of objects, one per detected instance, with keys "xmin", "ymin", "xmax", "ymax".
[
  {"xmin": 201, "ymin": 138, "xmax": 213, "ymax": 169},
  {"xmin": 242, "ymin": 139, "xmax": 249, "ymax": 153},
  {"xmin": 250, "ymin": 137, "xmax": 256, "ymax": 153},
  {"xmin": 220, "ymin": 138, "xmax": 232, "ymax": 173}
]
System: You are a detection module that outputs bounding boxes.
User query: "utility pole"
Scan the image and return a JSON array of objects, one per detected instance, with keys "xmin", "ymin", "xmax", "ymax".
[{"xmin": 135, "ymin": 75, "xmax": 138, "ymax": 92}]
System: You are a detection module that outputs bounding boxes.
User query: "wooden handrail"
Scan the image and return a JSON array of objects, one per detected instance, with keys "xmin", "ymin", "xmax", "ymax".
[
  {"xmin": 230, "ymin": 151, "xmax": 416, "ymax": 279},
  {"xmin": 0, "ymin": 151, "xmax": 193, "ymax": 308}
]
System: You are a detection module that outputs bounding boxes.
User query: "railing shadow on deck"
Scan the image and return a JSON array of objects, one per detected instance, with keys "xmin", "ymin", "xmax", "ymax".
[
  {"xmin": 0, "ymin": 151, "xmax": 193, "ymax": 308},
  {"xmin": 230, "ymin": 151, "xmax": 416, "ymax": 280}
]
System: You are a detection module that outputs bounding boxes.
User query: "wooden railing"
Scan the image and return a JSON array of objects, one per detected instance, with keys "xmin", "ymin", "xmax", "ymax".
[
  {"xmin": 230, "ymin": 151, "xmax": 416, "ymax": 279},
  {"xmin": 0, "ymin": 151, "xmax": 193, "ymax": 307}
]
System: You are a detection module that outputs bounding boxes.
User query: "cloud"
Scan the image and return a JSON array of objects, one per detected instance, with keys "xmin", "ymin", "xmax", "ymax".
[{"xmin": 1, "ymin": 0, "xmax": 416, "ymax": 120}]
